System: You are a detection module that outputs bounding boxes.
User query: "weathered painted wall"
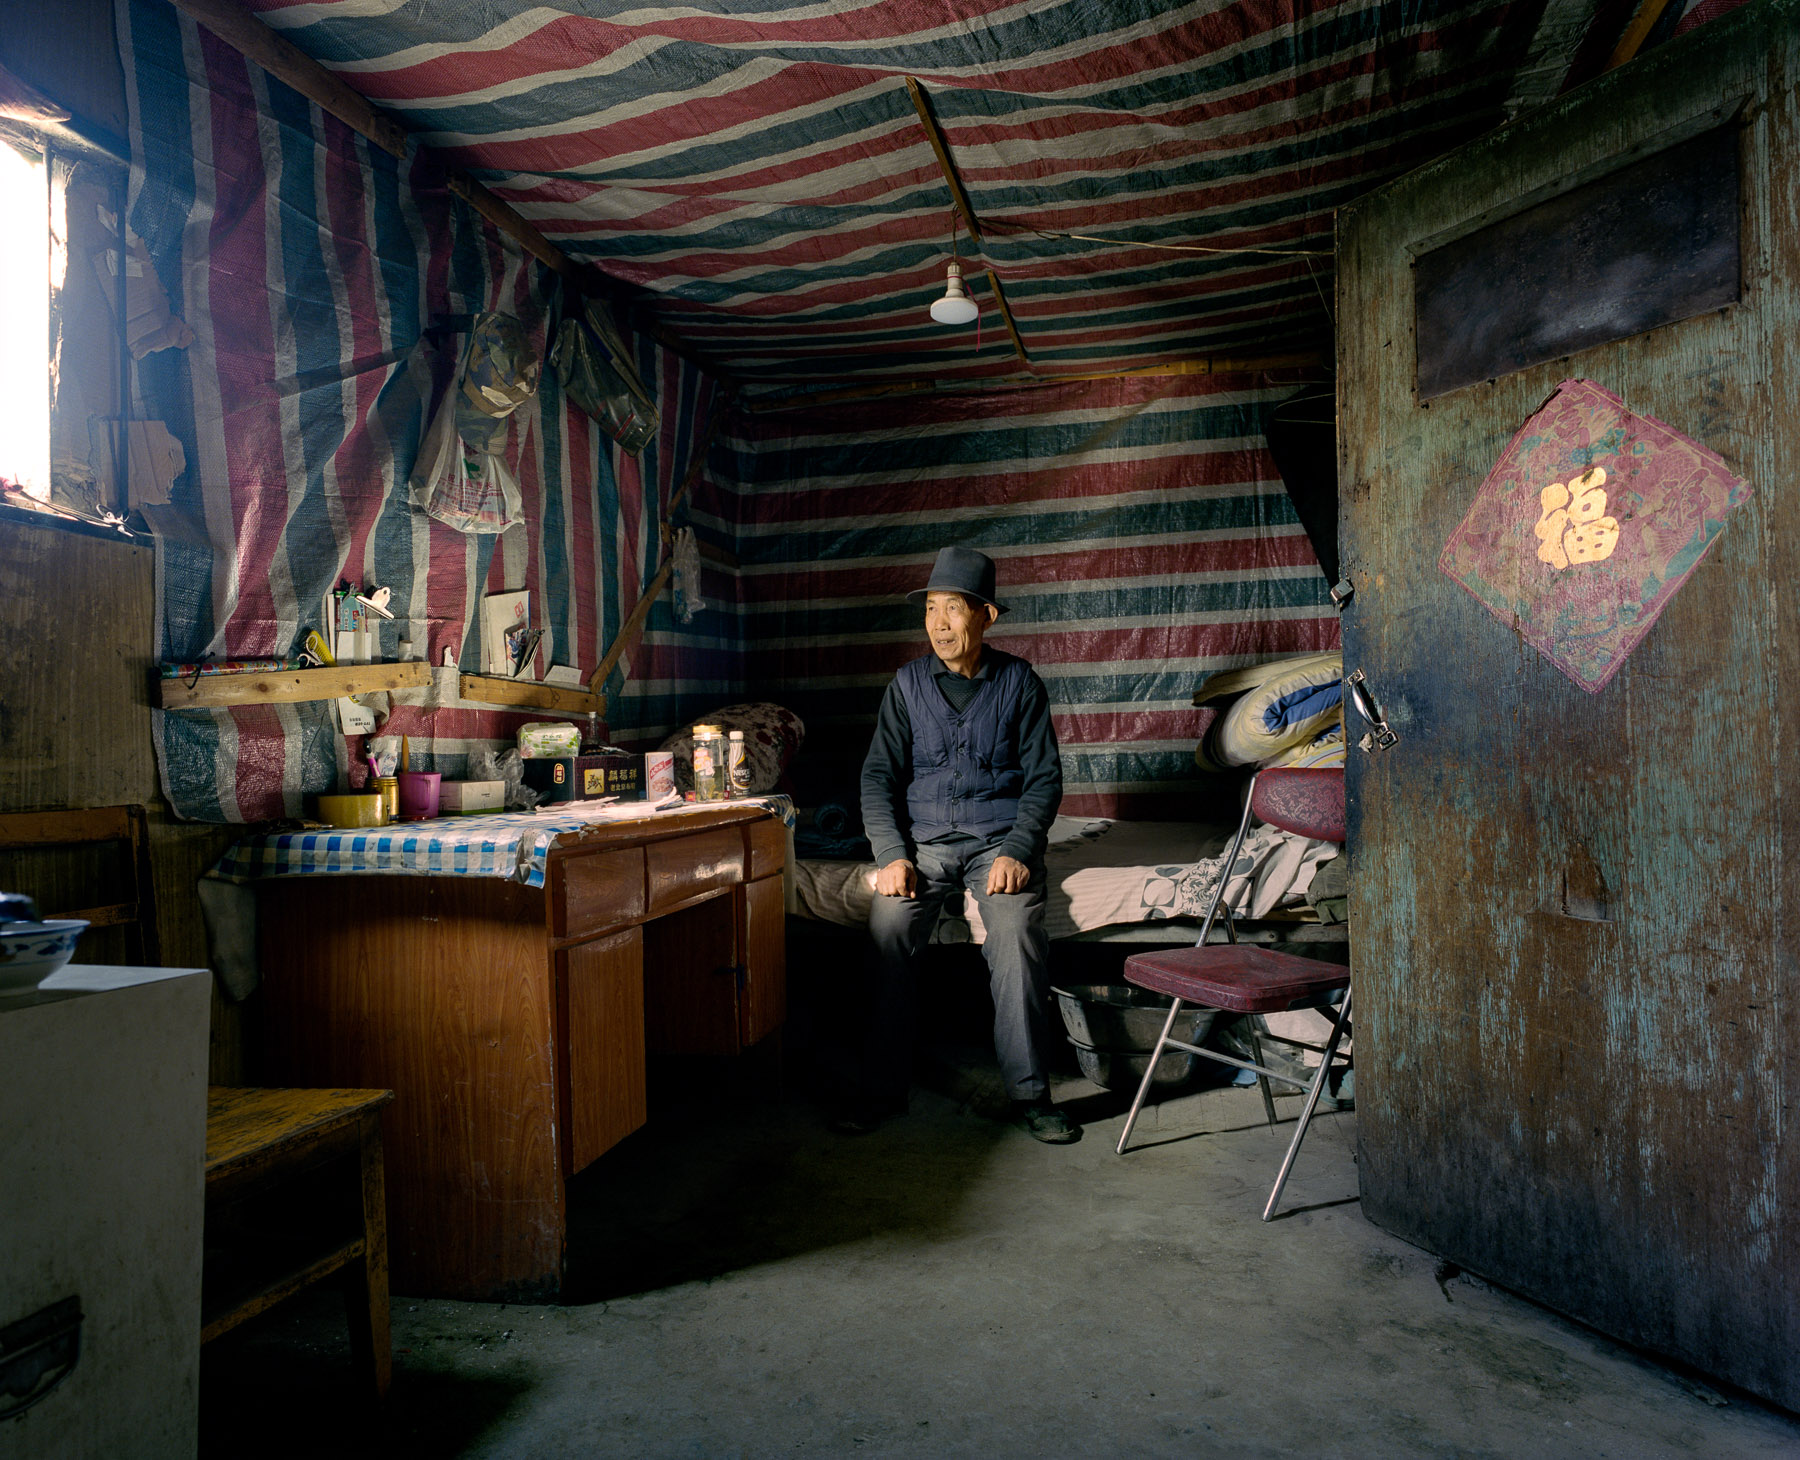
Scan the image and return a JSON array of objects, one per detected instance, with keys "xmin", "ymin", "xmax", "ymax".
[
  {"xmin": 1338, "ymin": 0, "xmax": 1797, "ymax": 1406},
  {"xmin": 0, "ymin": 525, "xmax": 239, "ymax": 1075},
  {"xmin": 0, "ymin": 8, "xmax": 244, "ymax": 1076}
]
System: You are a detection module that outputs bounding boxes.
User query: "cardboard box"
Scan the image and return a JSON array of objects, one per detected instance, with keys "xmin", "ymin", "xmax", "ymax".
[
  {"xmin": 440, "ymin": 779, "xmax": 505, "ymax": 815},
  {"xmin": 522, "ymin": 753, "xmax": 675, "ymax": 803}
]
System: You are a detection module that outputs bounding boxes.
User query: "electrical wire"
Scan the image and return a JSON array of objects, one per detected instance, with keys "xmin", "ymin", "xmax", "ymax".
[{"xmin": 1003, "ymin": 225, "xmax": 1332, "ymax": 260}]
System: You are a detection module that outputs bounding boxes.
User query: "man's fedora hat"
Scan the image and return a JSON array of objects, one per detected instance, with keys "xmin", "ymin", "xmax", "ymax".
[{"xmin": 906, "ymin": 546, "xmax": 1008, "ymax": 615}]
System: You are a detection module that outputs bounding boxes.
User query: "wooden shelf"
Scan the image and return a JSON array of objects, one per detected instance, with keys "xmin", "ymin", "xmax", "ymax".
[
  {"xmin": 159, "ymin": 661, "xmax": 433, "ymax": 710},
  {"xmin": 458, "ymin": 673, "xmax": 605, "ymax": 716}
]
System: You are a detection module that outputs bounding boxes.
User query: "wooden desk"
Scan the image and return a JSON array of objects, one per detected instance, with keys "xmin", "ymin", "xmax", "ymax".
[{"xmin": 253, "ymin": 803, "xmax": 786, "ymax": 1300}]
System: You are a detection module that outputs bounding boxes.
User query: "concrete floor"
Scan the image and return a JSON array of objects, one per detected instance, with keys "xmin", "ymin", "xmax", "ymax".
[{"xmin": 200, "ymin": 1050, "xmax": 1800, "ymax": 1459}]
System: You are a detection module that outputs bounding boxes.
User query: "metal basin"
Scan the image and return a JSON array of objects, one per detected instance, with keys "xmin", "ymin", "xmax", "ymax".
[
  {"xmin": 1067, "ymin": 1037, "xmax": 1200, "ymax": 1093},
  {"xmin": 1051, "ymin": 983, "xmax": 1216, "ymax": 1052}
]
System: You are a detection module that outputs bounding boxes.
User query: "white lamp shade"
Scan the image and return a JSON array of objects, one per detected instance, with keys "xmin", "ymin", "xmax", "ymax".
[{"xmin": 929, "ymin": 262, "xmax": 979, "ymax": 325}]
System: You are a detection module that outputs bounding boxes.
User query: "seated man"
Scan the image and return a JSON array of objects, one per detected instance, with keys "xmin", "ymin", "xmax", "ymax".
[{"xmin": 852, "ymin": 546, "xmax": 1076, "ymax": 1143}]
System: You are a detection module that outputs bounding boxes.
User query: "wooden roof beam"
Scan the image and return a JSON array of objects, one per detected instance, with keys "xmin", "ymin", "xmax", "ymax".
[
  {"xmin": 168, "ymin": 0, "xmax": 572, "ymax": 283},
  {"xmin": 906, "ymin": 76, "xmax": 1031, "ymax": 372},
  {"xmin": 905, "ymin": 76, "xmax": 982, "ymax": 248},
  {"xmin": 162, "ymin": 0, "xmax": 737, "ymax": 380},
  {"xmin": 742, "ymin": 352, "xmax": 1326, "ymax": 412}
]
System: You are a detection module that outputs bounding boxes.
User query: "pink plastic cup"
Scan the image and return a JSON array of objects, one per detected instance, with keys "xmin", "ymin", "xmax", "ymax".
[{"xmin": 396, "ymin": 771, "xmax": 442, "ymax": 821}]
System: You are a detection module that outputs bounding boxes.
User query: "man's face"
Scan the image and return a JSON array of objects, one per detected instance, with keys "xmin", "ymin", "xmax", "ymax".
[{"xmin": 924, "ymin": 591, "xmax": 996, "ymax": 674}]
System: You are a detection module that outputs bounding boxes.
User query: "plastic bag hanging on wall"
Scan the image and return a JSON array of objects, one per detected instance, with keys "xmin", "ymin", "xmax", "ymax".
[
  {"xmin": 671, "ymin": 526, "xmax": 705, "ymax": 623},
  {"xmin": 549, "ymin": 293, "xmax": 659, "ymax": 454},
  {"xmin": 410, "ymin": 313, "xmax": 539, "ymax": 534},
  {"xmin": 454, "ymin": 312, "xmax": 540, "ymax": 451}
]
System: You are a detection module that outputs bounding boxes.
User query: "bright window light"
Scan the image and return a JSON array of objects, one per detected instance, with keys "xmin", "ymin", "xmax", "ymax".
[{"xmin": 0, "ymin": 141, "xmax": 50, "ymax": 501}]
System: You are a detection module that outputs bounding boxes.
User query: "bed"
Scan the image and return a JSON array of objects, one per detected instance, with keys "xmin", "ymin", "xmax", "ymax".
[{"xmin": 790, "ymin": 812, "xmax": 1341, "ymax": 946}]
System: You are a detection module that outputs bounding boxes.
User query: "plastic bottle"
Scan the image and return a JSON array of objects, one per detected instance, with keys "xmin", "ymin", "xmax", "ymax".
[{"xmin": 727, "ymin": 729, "xmax": 750, "ymax": 797}]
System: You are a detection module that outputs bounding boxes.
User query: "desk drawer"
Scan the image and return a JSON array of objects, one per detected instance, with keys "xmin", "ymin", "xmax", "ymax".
[
  {"xmin": 647, "ymin": 828, "xmax": 744, "ymax": 915},
  {"xmin": 747, "ymin": 817, "xmax": 785, "ymax": 880},
  {"xmin": 552, "ymin": 847, "xmax": 645, "ymax": 939}
]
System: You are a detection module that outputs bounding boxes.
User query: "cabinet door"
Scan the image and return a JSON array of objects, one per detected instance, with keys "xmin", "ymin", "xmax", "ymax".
[
  {"xmin": 642, "ymin": 894, "xmax": 741, "ymax": 1056},
  {"xmin": 739, "ymin": 873, "xmax": 785, "ymax": 1048},
  {"xmin": 558, "ymin": 928, "xmax": 646, "ymax": 1175}
]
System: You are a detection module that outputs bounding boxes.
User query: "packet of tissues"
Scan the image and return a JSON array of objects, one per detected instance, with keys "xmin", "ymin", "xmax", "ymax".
[{"xmin": 515, "ymin": 721, "xmax": 583, "ymax": 759}]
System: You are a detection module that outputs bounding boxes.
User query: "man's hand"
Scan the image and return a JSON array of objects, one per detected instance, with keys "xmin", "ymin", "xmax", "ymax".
[
  {"xmin": 875, "ymin": 859, "xmax": 917, "ymax": 897},
  {"xmin": 986, "ymin": 854, "xmax": 1029, "ymax": 895}
]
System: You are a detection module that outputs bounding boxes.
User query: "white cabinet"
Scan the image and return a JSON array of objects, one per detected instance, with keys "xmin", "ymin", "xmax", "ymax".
[{"xmin": 0, "ymin": 966, "xmax": 210, "ymax": 1460}]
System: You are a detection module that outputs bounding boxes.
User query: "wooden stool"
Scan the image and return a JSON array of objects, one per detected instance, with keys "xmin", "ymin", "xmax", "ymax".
[{"xmin": 203, "ymin": 1087, "xmax": 395, "ymax": 1397}]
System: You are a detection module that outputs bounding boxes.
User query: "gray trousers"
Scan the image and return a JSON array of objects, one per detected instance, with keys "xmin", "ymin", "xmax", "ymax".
[{"xmin": 865, "ymin": 833, "xmax": 1054, "ymax": 1103}]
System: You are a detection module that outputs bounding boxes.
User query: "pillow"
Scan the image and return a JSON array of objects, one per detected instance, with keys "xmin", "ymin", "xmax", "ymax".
[{"xmin": 658, "ymin": 703, "xmax": 805, "ymax": 794}]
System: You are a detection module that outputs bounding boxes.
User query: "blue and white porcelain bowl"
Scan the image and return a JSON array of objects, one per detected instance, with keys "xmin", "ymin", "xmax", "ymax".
[{"xmin": 0, "ymin": 920, "xmax": 90, "ymax": 997}]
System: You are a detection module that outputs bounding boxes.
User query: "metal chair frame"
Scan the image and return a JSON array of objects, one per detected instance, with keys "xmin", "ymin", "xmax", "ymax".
[{"xmin": 1113, "ymin": 769, "xmax": 1351, "ymax": 1221}]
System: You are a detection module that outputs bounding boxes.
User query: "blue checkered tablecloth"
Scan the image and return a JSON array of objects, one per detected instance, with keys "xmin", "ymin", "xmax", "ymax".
[{"xmin": 210, "ymin": 796, "xmax": 795, "ymax": 890}]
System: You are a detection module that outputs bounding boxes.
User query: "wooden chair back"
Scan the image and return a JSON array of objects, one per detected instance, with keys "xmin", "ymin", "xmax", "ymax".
[{"xmin": 0, "ymin": 805, "xmax": 160, "ymax": 965}]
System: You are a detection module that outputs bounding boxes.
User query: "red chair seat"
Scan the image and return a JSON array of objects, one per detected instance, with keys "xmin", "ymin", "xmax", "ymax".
[{"xmin": 1124, "ymin": 945, "xmax": 1348, "ymax": 1014}]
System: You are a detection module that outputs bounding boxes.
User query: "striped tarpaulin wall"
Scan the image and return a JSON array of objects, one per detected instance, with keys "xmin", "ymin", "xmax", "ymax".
[
  {"xmin": 230, "ymin": 0, "xmax": 1546, "ymax": 384},
  {"xmin": 713, "ymin": 373, "xmax": 1340, "ymax": 820},
  {"xmin": 120, "ymin": 1, "xmax": 732, "ymax": 822}
]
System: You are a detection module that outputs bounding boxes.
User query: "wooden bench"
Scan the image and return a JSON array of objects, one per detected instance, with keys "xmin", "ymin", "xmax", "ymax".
[{"xmin": 203, "ymin": 1086, "xmax": 394, "ymax": 1398}]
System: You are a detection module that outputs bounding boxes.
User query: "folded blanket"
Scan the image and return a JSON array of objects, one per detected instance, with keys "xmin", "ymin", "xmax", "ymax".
[{"xmin": 1194, "ymin": 652, "xmax": 1344, "ymax": 771}]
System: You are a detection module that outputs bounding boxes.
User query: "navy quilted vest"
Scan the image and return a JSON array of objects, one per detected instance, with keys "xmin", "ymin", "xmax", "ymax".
[{"xmin": 896, "ymin": 649, "xmax": 1031, "ymax": 842}]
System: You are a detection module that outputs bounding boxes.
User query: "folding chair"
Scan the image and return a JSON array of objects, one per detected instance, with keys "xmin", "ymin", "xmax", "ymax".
[{"xmin": 1114, "ymin": 767, "xmax": 1349, "ymax": 1221}]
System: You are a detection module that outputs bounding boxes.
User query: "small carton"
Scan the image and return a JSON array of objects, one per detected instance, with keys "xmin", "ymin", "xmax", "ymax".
[
  {"xmin": 579, "ymin": 757, "xmax": 644, "ymax": 799},
  {"xmin": 440, "ymin": 779, "xmax": 505, "ymax": 815},
  {"xmin": 522, "ymin": 753, "xmax": 675, "ymax": 803}
]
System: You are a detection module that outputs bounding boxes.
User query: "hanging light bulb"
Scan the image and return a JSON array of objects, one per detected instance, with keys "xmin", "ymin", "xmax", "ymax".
[{"xmin": 930, "ymin": 260, "xmax": 979, "ymax": 325}]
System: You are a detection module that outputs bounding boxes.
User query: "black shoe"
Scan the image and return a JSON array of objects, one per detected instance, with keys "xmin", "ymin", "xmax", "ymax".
[
  {"xmin": 830, "ymin": 1097, "xmax": 906, "ymax": 1136},
  {"xmin": 1012, "ymin": 1099, "xmax": 1080, "ymax": 1144}
]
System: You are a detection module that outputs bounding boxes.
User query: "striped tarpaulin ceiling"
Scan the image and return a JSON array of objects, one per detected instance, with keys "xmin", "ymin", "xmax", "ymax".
[{"xmin": 236, "ymin": 0, "xmax": 1557, "ymax": 388}]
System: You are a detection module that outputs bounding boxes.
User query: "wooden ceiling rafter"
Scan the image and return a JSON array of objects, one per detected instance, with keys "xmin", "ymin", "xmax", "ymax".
[
  {"xmin": 1557, "ymin": 0, "xmax": 1690, "ymax": 93},
  {"xmin": 1605, "ymin": 0, "xmax": 1683, "ymax": 69},
  {"xmin": 984, "ymin": 269, "xmax": 1031, "ymax": 366},
  {"xmin": 161, "ymin": 0, "xmax": 732, "ymax": 382},
  {"xmin": 742, "ymin": 351, "xmax": 1327, "ymax": 412},
  {"xmin": 905, "ymin": 75, "xmax": 1031, "ymax": 373}
]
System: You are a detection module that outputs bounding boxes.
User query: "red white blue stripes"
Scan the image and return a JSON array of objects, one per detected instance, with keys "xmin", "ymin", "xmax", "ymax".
[
  {"xmin": 712, "ymin": 372, "xmax": 1340, "ymax": 819},
  {"xmin": 124, "ymin": 1, "xmax": 729, "ymax": 820},
  {"xmin": 229, "ymin": 0, "xmax": 1549, "ymax": 383}
]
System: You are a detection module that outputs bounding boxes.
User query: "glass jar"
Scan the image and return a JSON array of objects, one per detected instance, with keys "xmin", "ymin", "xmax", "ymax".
[{"xmin": 690, "ymin": 724, "xmax": 726, "ymax": 801}]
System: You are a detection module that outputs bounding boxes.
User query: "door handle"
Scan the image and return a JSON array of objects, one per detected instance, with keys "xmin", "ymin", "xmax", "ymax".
[{"xmin": 1346, "ymin": 668, "xmax": 1399, "ymax": 751}]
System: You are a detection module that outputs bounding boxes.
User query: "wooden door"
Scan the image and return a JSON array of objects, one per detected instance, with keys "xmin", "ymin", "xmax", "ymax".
[{"xmin": 1337, "ymin": 2, "xmax": 1799, "ymax": 1407}]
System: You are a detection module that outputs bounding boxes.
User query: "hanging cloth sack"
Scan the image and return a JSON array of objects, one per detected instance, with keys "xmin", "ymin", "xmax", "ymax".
[
  {"xmin": 410, "ymin": 313, "xmax": 540, "ymax": 534},
  {"xmin": 671, "ymin": 525, "xmax": 705, "ymax": 622},
  {"xmin": 548, "ymin": 291, "xmax": 659, "ymax": 454}
]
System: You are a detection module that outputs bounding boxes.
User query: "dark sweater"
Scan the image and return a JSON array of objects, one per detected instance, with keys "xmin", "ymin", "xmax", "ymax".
[{"xmin": 860, "ymin": 649, "xmax": 1062, "ymax": 870}]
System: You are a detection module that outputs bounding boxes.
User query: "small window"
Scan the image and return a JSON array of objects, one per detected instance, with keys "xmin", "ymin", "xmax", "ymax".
[{"xmin": 0, "ymin": 138, "xmax": 53, "ymax": 500}]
